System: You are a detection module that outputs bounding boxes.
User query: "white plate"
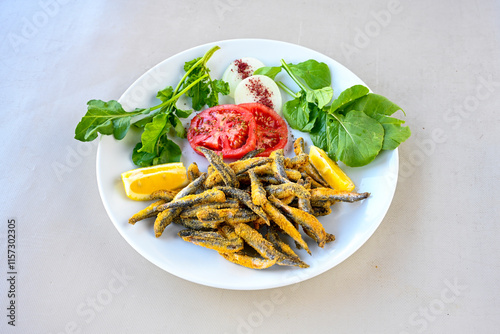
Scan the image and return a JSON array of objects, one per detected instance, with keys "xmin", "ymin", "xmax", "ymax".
[{"xmin": 96, "ymin": 39, "xmax": 399, "ymax": 290}]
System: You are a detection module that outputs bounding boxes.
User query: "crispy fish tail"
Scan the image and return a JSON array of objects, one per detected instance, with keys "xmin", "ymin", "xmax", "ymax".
[{"xmin": 220, "ymin": 251, "xmax": 276, "ymax": 269}]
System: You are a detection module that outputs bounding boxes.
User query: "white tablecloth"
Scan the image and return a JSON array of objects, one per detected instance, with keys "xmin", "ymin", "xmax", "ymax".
[{"xmin": 1, "ymin": 0, "xmax": 499, "ymax": 333}]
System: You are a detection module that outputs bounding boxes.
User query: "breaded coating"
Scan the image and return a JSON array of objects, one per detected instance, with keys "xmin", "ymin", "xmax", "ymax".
[
  {"xmin": 234, "ymin": 223, "xmax": 284, "ymax": 261},
  {"xmin": 262, "ymin": 201, "xmax": 310, "ymax": 254},
  {"xmin": 179, "ymin": 229, "xmax": 244, "ymax": 252},
  {"xmin": 215, "ymin": 186, "xmax": 270, "ymax": 226},
  {"xmin": 187, "ymin": 162, "xmax": 201, "ymax": 183},
  {"xmin": 197, "ymin": 146, "xmax": 238, "ymax": 188},
  {"xmin": 309, "ymin": 188, "xmax": 370, "ymax": 203},
  {"xmin": 265, "ymin": 183, "xmax": 310, "ymax": 200},
  {"xmin": 269, "ymin": 195, "xmax": 326, "ymax": 248},
  {"xmin": 219, "ymin": 252, "xmax": 277, "ymax": 269},
  {"xmin": 270, "ymin": 149, "xmax": 290, "ymax": 183},
  {"xmin": 128, "ymin": 199, "xmax": 166, "ymax": 225},
  {"xmin": 248, "ymin": 169, "xmax": 267, "ymax": 206},
  {"xmin": 157, "ymin": 189, "xmax": 226, "ymax": 210},
  {"xmin": 154, "ymin": 207, "xmax": 182, "ymax": 238},
  {"xmin": 149, "ymin": 190, "xmax": 177, "ymax": 202}
]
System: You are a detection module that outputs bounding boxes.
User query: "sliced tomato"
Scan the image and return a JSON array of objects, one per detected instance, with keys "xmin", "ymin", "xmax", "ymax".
[
  {"xmin": 239, "ymin": 103, "xmax": 288, "ymax": 157},
  {"xmin": 187, "ymin": 104, "xmax": 257, "ymax": 159}
]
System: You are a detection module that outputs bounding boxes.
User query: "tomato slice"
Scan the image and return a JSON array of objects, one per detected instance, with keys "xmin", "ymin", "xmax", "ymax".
[
  {"xmin": 238, "ymin": 103, "xmax": 288, "ymax": 157},
  {"xmin": 187, "ymin": 104, "xmax": 257, "ymax": 159}
]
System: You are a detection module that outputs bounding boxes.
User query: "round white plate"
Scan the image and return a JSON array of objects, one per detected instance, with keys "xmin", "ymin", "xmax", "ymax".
[{"xmin": 96, "ymin": 39, "xmax": 399, "ymax": 290}]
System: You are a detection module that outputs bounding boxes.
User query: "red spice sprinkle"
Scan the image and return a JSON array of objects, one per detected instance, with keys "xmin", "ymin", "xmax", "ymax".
[
  {"xmin": 234, "ymin": 59, "xmax": 253, "ymax": 79},
  {"xmin": 246, "ymin": 77, "xmax": 274, "ymax": 109}
]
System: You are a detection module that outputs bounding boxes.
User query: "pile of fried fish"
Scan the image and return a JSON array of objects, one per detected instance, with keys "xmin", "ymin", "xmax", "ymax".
[{"xmin": 128, "ymin": 138, "xmax": 370, "ymax": 269}]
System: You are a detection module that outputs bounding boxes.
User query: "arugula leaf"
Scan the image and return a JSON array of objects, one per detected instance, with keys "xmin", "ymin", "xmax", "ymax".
[
  {"xmin": 330, "ymin": 85, "xmax": 369, "ymax": 113},
  {"xmin": 309, "ymin": 109, "xmax": 328, "ymax": 151},
  {"xmin": 132, "ymin": 142, "xmax": 157, "ymax": 167},
  {"xmin": 341, "ymin": 93, "xmax": 411, "ymax": 150},
  {"xmin": 379, "ymin": 117, "xmax": 412, "ymax": 150},
  {"xmin": 171, "ymin": 115, "xmax": 187, "ymax": 138},
  {"xmin": 282, "ymin": 95, "xmax": 321, "ymax": 133},
  {"xmin": 282, "ymin": 95, "xmax": 309, "ymax": 131},
  {"xmin": 326, "ymin": 111, "xmax": 384, "ymax": 167},
  {"xmin": 132, "ymin": 136, "xmax": 182, "ymax": 166},
  {"xmin": 305, "ymin": 86, "xmax": 334, "ymax": 109},
  {"xmin": 139, "ymin": 114, "xmax": 169, "ymax": 153},
  {"xmin": 156, "ymin": 86, "xmax": 174, "ymax": 102},
  {"xmin": 264, "ymin": 55, "xmax": 410, "ymax": 167},
  {"xmin": 254, "ymin": 66, "xmax": 282, "ymax": 80},
  {"xmin": 74, "ymin": 100, "xmax": 150, "ymax": 141},
  {"xmin": 279, "ymin": 60, "xmax": 333, "ymax": 133},
  {"xmin": 175, "ymin": 108, "xmax": 192, "ymax": 119},
  {"xmin": 287, "ymin": 60, "xmax": 331, "ymax": 89},
  {"xmin": 153, "ymin": 137, "xmax": 182, "ymax": 165}
]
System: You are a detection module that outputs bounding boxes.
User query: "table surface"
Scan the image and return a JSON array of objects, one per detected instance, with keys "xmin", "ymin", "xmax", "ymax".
[{"xmin": 1, "ymin": 0, "xmax": 499, "ymax": 333}]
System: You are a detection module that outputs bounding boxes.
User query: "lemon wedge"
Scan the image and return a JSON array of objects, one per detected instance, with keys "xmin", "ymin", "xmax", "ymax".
[
  {"xmin": 121, "ymin": 162, "xmax": 189, "ymax": 200},
  {"xmin": 309, "ymin": 146, "xmax": 355, "ymax": 191}
]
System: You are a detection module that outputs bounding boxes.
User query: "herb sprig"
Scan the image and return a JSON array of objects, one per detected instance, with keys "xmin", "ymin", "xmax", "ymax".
[{"xmin": 74, "ymin": 46, "xmax": 229, "ymax": 167}]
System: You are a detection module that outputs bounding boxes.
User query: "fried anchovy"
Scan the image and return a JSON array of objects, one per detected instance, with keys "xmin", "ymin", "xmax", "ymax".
[
  {"xmin": 265, "ymin": 183, "xmax": 310, "ymax": 200},
  {"xmin": 176, "ymin": 218, "xmax": 222, "ymax": 230},
  {"xmin": 240, "ymin": 148, "xmax": 265, "ymax": 160},
  {"xmin": 293, "ymin": 137, "xmax": 306, "ymax": 155},
  {"xmin": 280, "ymin": 195, "xmax": 295, "ymax": 205},
  {"xmin": 220, "ymin": 225, "xmax": 241, "ymax": 242},
  {"xmin": 296, "ymin": 179, "xmax": 326, "ymax": 237},
  {"xmin": 267, "ymin": 226, "xmax": 309, "ymax": 268},
  {"xmin": 196, "ymin": 208, "xmax": 239, "ymax": 223},
  {"xmin": 252, "ymin": 217, "xmax": 268, "ymax": 230},
  {"xmin": 157, "ymin": 188, "xmax": 226, "ymax": 210},
  {"xmin": 252, "ymin": 164, "xmax": 301, "ymax": 182},
  {"xmin": 297, "ymin": 179, "xmax": 313, "ymax": 214},
  {"xmin": 215, "ymin": 186, "xmax": 270, "ymax": 225},
  {"xmin": 175, "ymin": 172, "xmax": 207, "ymax": 200},
  {"xmin": 154, "ymin": 208, "xmax": 182, "ymax": 238},
  {"xmin": 270, "ymin": 149, "xmax": 290, "ymax": 183},
  {"xmin": 179, "ymin": 229, "xmax": 244, "ymax": 252},
  {"xmin": 248, "ymin": 169, "xmax": 267, "ymax": 206},
  {"xmin": 206, "ymin": 157, "xmax": 273, "ymax": 187},
  {"xmin": 187, "ymin": 162, "xmax": 201, "ymax": 183},
  {"xmin": 311, "ymin": 205, "xmax": 332, "ymax": 217},
  {"xmin": 284, "ymin": 154, "xmax": 308, "ymax": 169},
  {"xmin": 291, "ymin": 137, "xmax": 331, "ymax": 188},
  {"xmin": 301, "ymin": 173, "xmax": 324, "ymax": 188},
  {"xmin": 237, "ymin": 174, "xmax": 281, "ymax": 185},
  {"xmin": 204, "ymin": 166, "xmax": 222, "ymax": 188},
  {"xmin": 149, "ymin": 190, "xmax": 177, "ymax": 202},
  {"xmin": 262, "ymin": 201, "xmax": 310, "ymax": 254},
  {"xmin": 230, "ymin": 157, "xmax": 273, "ymax": 175},
  {"xmin": 309, "ymin": 188, "xmax": 370, "ymax": 203},
  {"xmin": 269, "ymin": 195, "xmax": 326, "ymax": 247},
  {"xmin": 180, "ymin": 199, "xmax": 240, "ymax": 219},
  {"xmin": 219, "ymin": 251, "xmax": 277, "ymax": 269},
  {"xmin": 197, "ymin": 146, "xmax": 238, "ymax": 188},
  {"xmin": 300, "ymin": 162, "xmax": 331, "ymax": 188},
  {"xmin": 128, "ymin": 199, "xmax": 166, "ymax": 225},
  {"xmin": 153, "ymin": 173, "xmax": 209, "ymax": 237},
  {"xmin": 234, "ymin": 223, "xmax": 284, "ymax": 261}
]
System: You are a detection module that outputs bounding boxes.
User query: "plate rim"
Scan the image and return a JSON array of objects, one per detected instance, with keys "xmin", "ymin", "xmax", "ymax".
[{"xmin": 96, "ymin": 38, "xmax": 400, "ymax": 290}]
